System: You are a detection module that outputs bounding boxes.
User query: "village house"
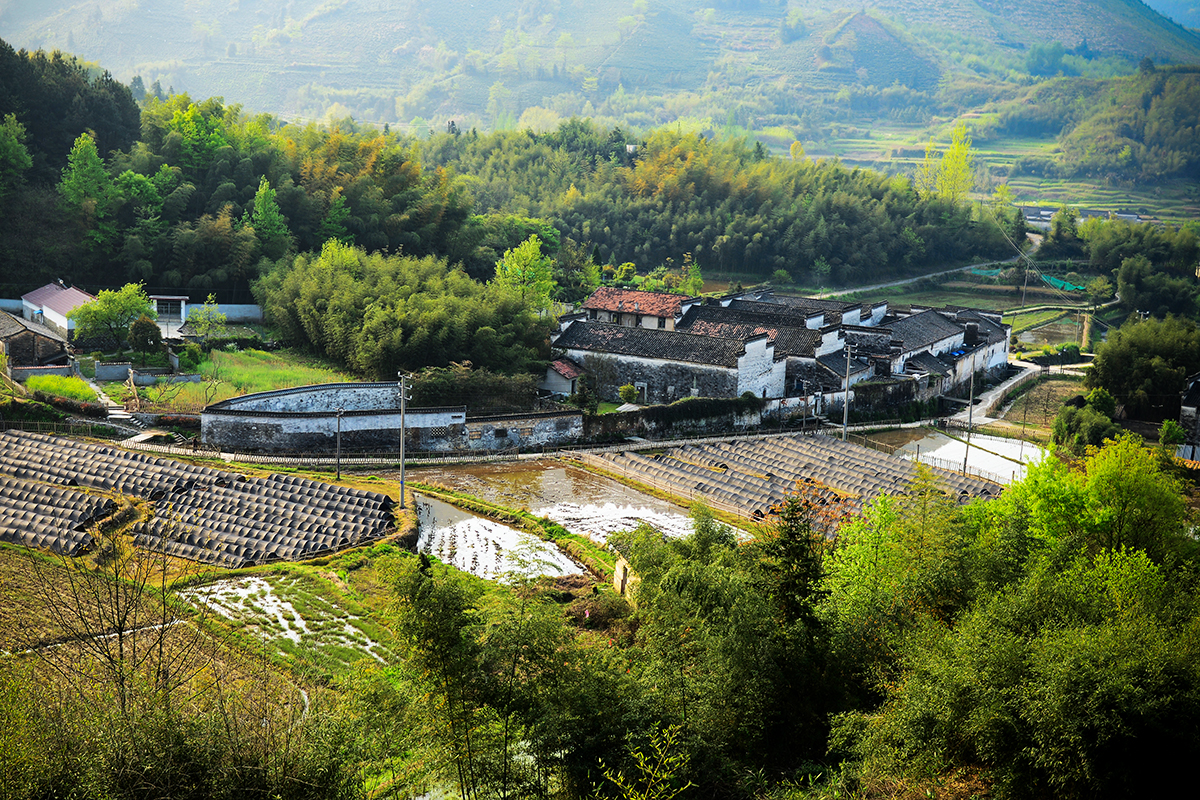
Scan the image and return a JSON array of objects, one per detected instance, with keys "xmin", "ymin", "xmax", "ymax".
[
  {"xmin": 543, "ymin": 288, "xmax": 1012, "ymax": 412},
  {"xmin": 21, "ymin": 282, "xmax": 95, "ymax": 340},
  {"xmin": 551, "ymin": 319, "xmax": 785, "ymax": 403},
  {"xmin": 581, "ymin": 287, "xmax": 701, "ymax": 331},
  {"xmin": 0, "ymin": 311, "xmax": 69, "ymax": 367}
]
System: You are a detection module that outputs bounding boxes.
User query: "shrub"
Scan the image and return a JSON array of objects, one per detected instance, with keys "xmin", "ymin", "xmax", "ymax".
[
  {"xmin": 25, "ymin": 375, "xmax": 96, "ymax": 402},
  {"xmin": 618, "ymin": 384, "xmax": 639, "ymax": 404},
  {"xmin": 176, "ymin": 342, "xmax": 206, "ymax": 372},
  {"xmin": 31, "ymin": 391, "xmax": 108, "ymax": 418}
]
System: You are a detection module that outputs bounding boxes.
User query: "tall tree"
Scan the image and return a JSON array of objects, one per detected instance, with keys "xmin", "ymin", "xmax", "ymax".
[
  {"xmin": 0, "ymin": 113, "xmax": 31, "ymax": 201},
  {"xmin": 493, "ymin": 234, "xmax": 556, "ymax": 312},
  {"xmin": 937, "ymin": 122, "xmax": 974, "ymax": 204},
  {"xmin": 248, "ymin": 176, "xmax": 292, "ymax": 260},
  {"xmin": 68, "ymin": 282, "xmax": 155, "ymax": 348},
  {"xmin": 59, "ymin": 132, "xmax": 116, "ymax": 252}
]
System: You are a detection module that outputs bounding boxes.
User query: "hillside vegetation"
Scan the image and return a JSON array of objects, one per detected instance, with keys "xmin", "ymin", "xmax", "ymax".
[{"xmin": 1, "ymin": 0, "xmax": 1196, "ymax": 135}]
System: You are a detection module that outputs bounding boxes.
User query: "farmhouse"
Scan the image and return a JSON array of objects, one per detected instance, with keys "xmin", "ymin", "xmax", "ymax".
[
  {"xmin": 545, "ymin": 288, "xmax": 1012, "ymax": 411},
  {"xmin": 21, "ymin": 282, "xmax": 95, "ymax": 339},
  {"xmin": 552, "ymin": 320, "xmax": 785, "ymax": 403},
  {"xmin": 581, "ymin": 287, "xmax": 701, "ymax": 331},
  {"xmin": 0, "ymin": 311, "xmax": 69, "ymax": 367}
]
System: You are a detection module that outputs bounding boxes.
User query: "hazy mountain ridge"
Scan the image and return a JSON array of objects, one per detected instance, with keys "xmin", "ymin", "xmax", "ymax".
[{"xmin": 1, "ymin": 0, "xmax": 1197, "ymax": 129}]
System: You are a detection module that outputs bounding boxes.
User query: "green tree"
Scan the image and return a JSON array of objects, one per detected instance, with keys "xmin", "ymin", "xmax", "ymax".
[
  {"xmin": 128, "ymin": 314, "xmax": 163, "ymax": 366},
  {"xmin": 59, "ymin": 131, "xmax": 117, "ymax": 251},
  {"xmin": 936, "ymin": 122, "xmax": 974, "ymax": 204},
  {"xmin": 493, "ymin": 234, "xmax": 556, "ymax": 312},
  {"xmin": 0, "ymin": 113, "xmax": 32, "ymax": 201},
  {"xmin": 619, "ymin": 384, "xmax": 639, "ymax": 404},
  {"xmin": 68, "ymin": 282, "xmax": 156, "ymax": 348},
  {"xmin": 186, "ymin": 292, "xmax": 228, "ymax": 342},
  {"xmin": 913, "ymin": 138, "xmax": 940, "ymax": 199},
  {"xmin": 1086, "ymin": 315, "xmax": 1200, "ymax": 419},
  {"xmin": 248, "ymin": 176, "xmax": 292, "ymax": 260}
]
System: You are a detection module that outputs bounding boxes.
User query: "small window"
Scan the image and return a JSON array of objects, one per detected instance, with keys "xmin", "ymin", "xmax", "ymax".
[
  {"xmin": 634, "ymin": 382, "xmax": 647, "ymax": 404},
  {"xmin": 519, "ymin": 426, "xmax": 534, "ymax": 437},
  {"xmin": 658, "ymin": 317, "xmax": 666, "ymax": 328},
  {"xmin": 469, "ymin": 430, "xmax": 483, "ymax": 440},
  {"xmin": 588, "ymin": 309, "xmax": 597, "ymax": 320},
  {"xmin": 635, "ymin": 315, "xmax": 643, "ymax": 327},
  {"xmin": 494, "ymin": 428, "xmax": 508, "ymax": 438}
]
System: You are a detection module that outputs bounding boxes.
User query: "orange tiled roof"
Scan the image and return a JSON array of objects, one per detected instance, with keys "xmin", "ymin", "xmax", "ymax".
[{"xmin": 582, "ymin": 287, "xmax": 691, "ymax": 318}]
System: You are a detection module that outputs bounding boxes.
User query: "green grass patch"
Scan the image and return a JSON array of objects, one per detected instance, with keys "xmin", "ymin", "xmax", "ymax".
[
  {"xmin": 202, "ymin": 348, "xmax": 357, "ymax": 395},
  {"xmin": 24, "ymin": 375, "xmax": 96, "ymax": 402}
]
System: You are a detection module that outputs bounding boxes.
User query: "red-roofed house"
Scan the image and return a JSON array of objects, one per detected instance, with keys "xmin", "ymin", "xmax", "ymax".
[
  {"xmin": 541, "ymin": 357, "xmax": 587, "ymax": 396},
  {"xmin": 21, "ymin": 282, "xmax": 96, "ymax": 340},
  {"xmin": 582, "ymin": 287, "xmax": 699, "ymax": 331}
]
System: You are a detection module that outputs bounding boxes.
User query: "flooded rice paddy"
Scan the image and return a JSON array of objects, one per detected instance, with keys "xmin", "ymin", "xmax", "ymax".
[
  {"xmin": 414, "ymin": 494, "xmax": 584, "ymax": 580},
  {"xmin": 405, "ymin": 460, "xmax": 696, "ymax": 580}
]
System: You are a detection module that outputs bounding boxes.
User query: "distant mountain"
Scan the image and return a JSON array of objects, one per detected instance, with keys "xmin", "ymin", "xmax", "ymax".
[
  {"xmin": 1142, "ymin": 0, "xmax": 1200, "ymax": 29},
  {"xmin": 1, "ymin": 0, "xmax": 1197, "ymax": 129}
]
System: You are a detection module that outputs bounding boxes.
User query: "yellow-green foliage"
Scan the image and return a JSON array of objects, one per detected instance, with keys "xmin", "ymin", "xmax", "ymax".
[{"xmin": 25, "ymin": 375, "xmax": 95, "ymax": 402}]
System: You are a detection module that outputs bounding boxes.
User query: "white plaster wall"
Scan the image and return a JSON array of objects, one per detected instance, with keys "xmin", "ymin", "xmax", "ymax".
[
  {"xmin": 541, "ymin": 369, "xmax": 575, "ymax": 395},
  {"xmin": 736, "ymin": 338, "xmax": 785, "ymax": 398},
  {"xmin": 816, "ymin": 329, "xmax": 842, "ymax": 357},
  {"xmin": 202, "ymin": 407, "xmax": 463, "ymax": 437},
  {"xmin": 222, "ymin": 383, "xmax": 402, "ymax": 413}
]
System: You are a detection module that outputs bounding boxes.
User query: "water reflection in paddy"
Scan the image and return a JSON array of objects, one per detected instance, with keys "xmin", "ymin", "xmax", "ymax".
[
  {"xmin": 415, "ymin": 494, "xmax": 584, "ymax": 580},
  {"xmin": 408, "ymin": 460, "xmax": 696, "ymax": 541}
]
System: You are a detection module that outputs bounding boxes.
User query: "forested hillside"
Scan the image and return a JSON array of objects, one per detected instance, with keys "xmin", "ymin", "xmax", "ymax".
[
  {"xmin": 1, "ymin": 0, "xmax": 1196, "ymax": 135},
  {"xmin": 0, "ymin": 38, "xmax": 1018, "ymax": 309}
]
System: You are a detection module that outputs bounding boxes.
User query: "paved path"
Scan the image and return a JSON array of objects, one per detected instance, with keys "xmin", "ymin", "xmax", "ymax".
[{"xmin": 813, "ymin": 254, "xmax": 1025, "ymax": 299}]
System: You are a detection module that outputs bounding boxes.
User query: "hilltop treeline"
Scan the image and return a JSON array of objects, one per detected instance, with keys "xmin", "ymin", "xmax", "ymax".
[
  {"xmin": 0, "ymin": 40, "xmax": 1018, "ymax": 303},
  {"xmin": 5, "ymin": 435, "xmax": 1199, "ymax": 799}
]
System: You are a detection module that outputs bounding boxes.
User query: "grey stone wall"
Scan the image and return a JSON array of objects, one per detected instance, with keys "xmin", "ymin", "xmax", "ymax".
[
  {"xmin": 575, "ymin": 352, "xmax": 737, "ymax": 404},
  {"xmin": 202, "ymin": 406, "xmax": 465, "ymax": 453},
  {"xmin": 2, "ymin": 331, "xmax": 66, "ymax": 367}
]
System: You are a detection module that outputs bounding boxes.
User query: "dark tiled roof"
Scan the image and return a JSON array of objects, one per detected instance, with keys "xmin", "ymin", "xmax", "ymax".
[
  {"xmin": 906, "ymin": 351, "xmax": 952, "ymax": 376},
  {"xmin": 725, "ymin": 299, "xmax": 823, "ymax": 324},
  {"xmin": 768, "ymin": 294, "xmax": 860, "ymax": 313},
  {"xmin": 676, "ymin": 305, "xmax": 820, "ymax": 357},
  {"xmin": 550, "ymin": 358, "xmax": 586, "ymax": 380},
  {"xmin": 817, "ymin": 351, "xmax": 870, "ymax": 377},
  {"xmin": 888, "ymin": 310, "xmax": 963, "ymax": 352},
  {"xmin": 582, "ymin": 287, "xmax": 692, "ymax": 318},
  {"xmin": 555, "ymin": 322, "xmax": 751, "ymax": 368},
  {"xmin": 21, "ymin": 284, "xmax": 95, "ymax": 318},
  {"xmin": 0, "ymin": 311, "xmax": 67, "ymax": 342},
  {"xmin": 788, "ymin": 360, "xmax": 841, "ymax": 393}
]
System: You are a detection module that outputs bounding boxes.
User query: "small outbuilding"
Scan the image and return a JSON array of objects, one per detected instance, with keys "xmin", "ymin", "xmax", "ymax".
[
  {"xmin": 21, "ymin": 282, "xmax": 95, "ymax": 340},
  {"xmin": 0, "ymin": 311, "xmax": 69, "ymax": 366}
]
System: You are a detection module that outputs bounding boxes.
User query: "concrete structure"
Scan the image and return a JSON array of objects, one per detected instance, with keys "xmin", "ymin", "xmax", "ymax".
[
  {"xmin": 201, "ymin": 382, "xmax": 586, "ymax": 453},
  {"xmin": 202, "ymin": 382, "xmax": 464, "ymax": 452},
  {"xmin": 21, "ymin": 282, "xmax": 95, "ymax": 339},
  {"xmin": 0, "ymin": 311, "xmax": 68, "ymax": 367}
]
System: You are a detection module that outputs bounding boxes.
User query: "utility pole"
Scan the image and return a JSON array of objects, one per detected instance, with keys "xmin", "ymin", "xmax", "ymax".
[
  {"xmin": 842, "ymin": 345, "xmax": 854, "ymax": 441},
  {"xmin": 335, "ymin": 407, "xmax": 344, "ymax": 480},
  {"xmin": 962, "ymin": 371, "xmax": 975, "ymax": 474},
  {"xmin": 802, "ymin": 379, "xmax": 809, "ymax": 432},
  {"xmin": 398, "ymin": 372, "xmax": 410, "ymax": 509}
]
